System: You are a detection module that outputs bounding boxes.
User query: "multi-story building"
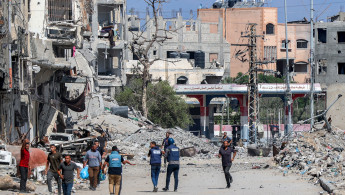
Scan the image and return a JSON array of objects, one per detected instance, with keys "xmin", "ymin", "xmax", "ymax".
[
  {"xmin": 124, "ymin": 11, "xmax": 231, "ymax": 86},
  {"xmin": 315, "ymin": 12, "xmax": 345, "ymax": 130},
  {"xmin": 198, "ymin": 3, "xmax": 311, "ymax": 83}
]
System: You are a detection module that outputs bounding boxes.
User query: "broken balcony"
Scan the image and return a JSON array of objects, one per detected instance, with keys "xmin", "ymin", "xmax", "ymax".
[{"xmin": 97, "ymin": 2, "xmax": 125, "ymax": 48}]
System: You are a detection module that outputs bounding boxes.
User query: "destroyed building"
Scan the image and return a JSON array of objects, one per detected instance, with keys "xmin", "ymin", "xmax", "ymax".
[
  {"xmin": 315, "ymin": 12, "xmax": 345, "ymax": 130},
  {"xmin": 0, "ymin": 0, "xmax": 127, "ymax": 143},
  {"xmin": 124, "ymin": 10, "xmax": 231, "ymax": 86}
]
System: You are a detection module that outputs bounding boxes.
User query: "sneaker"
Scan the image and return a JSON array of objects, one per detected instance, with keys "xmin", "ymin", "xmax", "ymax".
[
  {"xmin": 162, "ymin": 187, "xmax": 169, "ymax": 191},
  {"xmin": 226, "ymin": 185, "xmax": 231, "ymax": 188},
  {"xmin": 153, "ymin": 187, "xmax": 158, "ymax": 192},
  {"xmin": 92, "ymin": 187, "xmax": 96, "ymax": 191},
  {"xmin": 174, "ymin": 189, "xmax": 178, "ymax": 192}
]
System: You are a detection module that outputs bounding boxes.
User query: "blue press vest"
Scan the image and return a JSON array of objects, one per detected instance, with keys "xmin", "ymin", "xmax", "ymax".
[
  {"xmin": 150, "ymin": 147, "xmax": 162, "ymax": 165},
  {"xmin": 167, "ymin": 145, "xmax": 180, "ymax": 162},
  {"xmin": 109, "ymin": 151, "xmax": 122, "ymax": 168}
]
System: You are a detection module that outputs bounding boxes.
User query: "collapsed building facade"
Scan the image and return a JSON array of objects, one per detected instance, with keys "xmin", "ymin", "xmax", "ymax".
[{"xmin": 0, "ymin": 0, "xmax": 126, "ymax": 143}]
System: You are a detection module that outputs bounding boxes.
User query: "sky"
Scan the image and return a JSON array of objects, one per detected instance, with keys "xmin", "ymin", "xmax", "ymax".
[{"xmin": 126, "ymin": 0, "xmax": 345, "ymax": 22}]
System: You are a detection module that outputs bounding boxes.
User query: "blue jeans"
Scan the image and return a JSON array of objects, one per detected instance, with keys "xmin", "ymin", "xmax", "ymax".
[
  {"xmin": 62, "ymin": 183, "xmax": 73, "ymax": 195},
  {"xmin": 151, "ymin": 165, "xmax": 161, "ymax": 187},
  {"xmin": 165, "ymin": 164, "xmax": 179, "ymax": 190}
]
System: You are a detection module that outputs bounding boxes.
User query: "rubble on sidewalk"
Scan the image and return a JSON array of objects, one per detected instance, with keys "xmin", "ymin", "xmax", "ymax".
[
  {"xmin": 273, "ymin": 129, "xmax": 345, "ymax": 193},
  {"xmin": 0, "ymin": 175, "xmax": 36, "ymax": 191}
]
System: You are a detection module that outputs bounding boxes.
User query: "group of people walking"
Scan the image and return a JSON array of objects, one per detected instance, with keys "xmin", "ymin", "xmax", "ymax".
[{"xmin": 18, "ymin": 131, "xmax": 236, "ymax": 194}]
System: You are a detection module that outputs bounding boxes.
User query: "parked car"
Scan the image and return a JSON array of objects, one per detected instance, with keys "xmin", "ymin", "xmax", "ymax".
[{"xmin": 0, "ymin": 143, "xmax": 17, "ymax": 176}]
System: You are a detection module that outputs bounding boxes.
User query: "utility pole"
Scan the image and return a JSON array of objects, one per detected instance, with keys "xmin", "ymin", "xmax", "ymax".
[
  {"xmin": 247, "ymin": 23, "xmax": 258, "ymax": 144},
  {"xmin": 284, "ymin": 0, "xmax": 292, "ymax": 136},
  {"xmin": 310, "ymin": 0, "xmax": 315, "ymax": 130}
]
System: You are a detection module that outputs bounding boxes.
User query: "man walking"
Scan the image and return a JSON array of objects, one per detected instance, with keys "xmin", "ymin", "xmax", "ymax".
[
  {"xmin": 161, "ymin": 131, "xmax": 171, "ymax": 168},
  {"xmin": 83, "ymin": 143, "xmax": 102, "ymax": 191},
  {"xmin": 148, "ymin": 141, "xmax": 162, "ymax": 192},
  {"xmin": 102, "ymin": 146, "xmax": 135, "ymax": 195},
  {"xmin": 162, "ymin": 138, "xmax": 180, "ymax": 192},
  {"xmin": 58, "ymin": 155, "xmax": 80, "ymax": 195},
  {"xmin": 221, "ymin": 132, "xmax": 232, "ymax": 144},
  {"xmin": 218, "ymin": 140, "xmax": 237, "ymax": 188},
  {"xmin": 94, "ymin": 140, "xmax": 105, "ymax": 186},
  {"xmin": 45, "ymin": 144, "xmax": 62, "ymax": 195}
]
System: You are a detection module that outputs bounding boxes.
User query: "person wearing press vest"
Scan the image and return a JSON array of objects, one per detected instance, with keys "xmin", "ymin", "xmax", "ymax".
[
  {"xmin": 218, "ymin": 140, "xmax": 237, "ymax": 188},
  {"xmin": 102, "ymin": 146, "xmax": 135, "ymax": 195},
  {"xmin": 162, "ymin": 138, "xmax": 180, "ymax": 192},
  {"xmin": 148, "ymin": 141, "xmax": 163, "ymax": 192}
]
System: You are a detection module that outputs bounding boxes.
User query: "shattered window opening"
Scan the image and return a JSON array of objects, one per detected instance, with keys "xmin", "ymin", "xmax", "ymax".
[
  {"xmin": 317, "ymin": 28, "xmax": 327, "ymax": 43},
  {"xmin": 318, "ymin": 59, "xmax": 327, "ymax": 75},
  {"xmin": 48, "ymin": 0, "xmax": 72, "ymax": 22},
  {"xmin": 338, "ymin": 32, "xmax": 345, "ymax": 43},
  {"xmin": 338, "ymin": 63, "xmax": 345, "ymax": 75},
  {"xmin": 177, "ymin": 76, "xmax": 188, "ymax": 85}
]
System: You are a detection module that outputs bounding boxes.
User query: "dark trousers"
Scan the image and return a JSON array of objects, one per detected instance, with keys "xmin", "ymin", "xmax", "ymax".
[
  {"xmin": 19, "ymin": 166, "xmax": 28, "ymax": 192},
  {"xmin": 165, "ymin": 164, "xmax": 179, "ymax": 190},
  {"xmin": 88, "ymin": 166, "xmax": 100, "ymax": 188},
  {"xmin": 47, "ymin": 170, "xmax": 62, "ymax": 194},
  {"xmin": 151, "ymin": 165, "xmax": 161, "ymax": 187},
  {"xmin": 223, "ymin": 164, "xmax": 233, "ymax": 186},
  {"xmin": 62, "ymin": 183, "xmax": 73, "ymax": 195}
]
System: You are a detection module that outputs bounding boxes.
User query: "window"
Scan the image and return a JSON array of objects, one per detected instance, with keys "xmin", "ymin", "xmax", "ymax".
[
  {"xmin": 177, "ymin": 76, "xmax": 188, "ymax": 85},
  {"xmin": 338, "ymin": 32, "xmax": 345, "ymax": 43},
  {"xmin": 294, "ymin": 62, "xmax": 308, "ymax": 73},
  {"xmin": 153, "ymin": 50, "xmax": 157, "ymax": 56},
  {"xmin": 266, "ymin": 23, "xmax": 275, "ymax": 35},
  {"xmin": 281, "ymin": 40, "xmax": 291, "ymax": 51},
  {"xmin": 297, "ymin": 39, "xmax": 308, "ymax": 49},
  {"xmin": 167, "ymin": 51, "xmax": 179, "ymax": 58},
  {"xmin": 318, "ymin": 59, "xmax": 327, "ymax": 75},
  {"xmin": 264, "ymin": 46, "xmax": 277, "ymax": 62},
  {"xmin": 209, "ymin": 53, "xmax": 218, "ymax": 62},
  {"xmin": 317, "ymin": 28, "xmax": 327, "ymax": 43},
  {"xmin": 338, "ymin": 63, "xmax": 345, "ymax": 74},
  {"xmin": 48, "ymin": 0, "xmax": 72, "ymax": 22}
]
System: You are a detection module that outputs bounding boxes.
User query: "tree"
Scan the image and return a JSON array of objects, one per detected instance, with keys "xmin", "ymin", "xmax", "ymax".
[
  {"xmin": 129, "ymin": 0, "xmax": 175, "ymax": 118},
  {"xmin": 115, "ymin": 79, "xmax": 193, "ymax": 128}
]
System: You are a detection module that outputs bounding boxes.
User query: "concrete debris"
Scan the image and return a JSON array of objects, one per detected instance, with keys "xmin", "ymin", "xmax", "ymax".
[
  {"xmin": 0, "ymin": 175, "xmax": 36, "ymax": 191},
  {"xmin": 180, "ymin": 147, "xmax": 197, "ymax": 157},
  {"xmin": 274, "ymin": 129, "xmax": 345, "ymax": 192},
  {"xmin": 107, "ymin": 127, "xmax": 219, "ymax": 161}
]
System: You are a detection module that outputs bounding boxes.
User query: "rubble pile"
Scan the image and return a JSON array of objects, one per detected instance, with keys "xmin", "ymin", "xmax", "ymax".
[
  {"xmin": 274, "ymin": 129, "xmax": 345, "ymax": 193},
  {"xmin": 108, "ymin": 127, "xmax": 219, "ymax": 160}
]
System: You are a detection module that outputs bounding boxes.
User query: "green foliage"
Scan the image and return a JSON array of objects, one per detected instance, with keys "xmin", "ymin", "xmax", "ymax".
[
  {"xmin": 222, "ymin": 72, "xmax": 284, "ymax": 84},
  {"xmin": 115, "ymin": 79, "xmax": 193, "ymax": 128}
]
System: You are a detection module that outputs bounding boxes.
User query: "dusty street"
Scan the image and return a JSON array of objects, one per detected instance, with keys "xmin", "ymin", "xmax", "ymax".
[{"xmin": 73, "ymin": 159, "xmax": 322, "ymax": 195}]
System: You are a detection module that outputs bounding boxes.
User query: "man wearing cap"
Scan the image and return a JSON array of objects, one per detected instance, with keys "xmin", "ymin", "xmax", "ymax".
[
  {"xmin": 161, "ymin": 132, "xmax": 172, "ymax": 168},
  {"xmin": 148, "ymin": 141, "xmax": 163, "ymax": 192},
  {"xmin": 162, "ymin": 138, "xmax": 180, "ymax": 192},
  {"xmin": 102, "ymin": 146, "xmax": 135, "ymax": 195}
]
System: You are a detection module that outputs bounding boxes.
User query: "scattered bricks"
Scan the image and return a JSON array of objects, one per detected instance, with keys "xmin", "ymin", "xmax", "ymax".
[{"xmin": 319, "ymin": 178, "xmax": 336, "ymax": 193}]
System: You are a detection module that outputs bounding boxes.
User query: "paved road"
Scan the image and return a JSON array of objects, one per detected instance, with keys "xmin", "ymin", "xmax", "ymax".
[{"xmin": 74, "ymin": 163, "xmax": 322, "ymax": 195}]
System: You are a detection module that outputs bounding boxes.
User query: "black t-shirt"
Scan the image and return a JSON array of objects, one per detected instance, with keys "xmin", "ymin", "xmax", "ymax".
[
  {"xmin": 97, "ymin": 147, "xmax": 105, "ymax": 157},
  {"xmin": 105, "ymin": 155, "xmax": 124, "ymax": 175},
  {"xmin": 58, "ymin": 162, "xmax": 78, "ymax": 184},
  {"xmin": 47, "ymin": 152, "xmax": 62, "ymax": 173},
  {"xmin": 219, "ymin": 147, "xmax": 234, "ymax": 167},
  {"xmin": 97, "ymin": 136, "xmax": 106, "ymax": 148}
]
